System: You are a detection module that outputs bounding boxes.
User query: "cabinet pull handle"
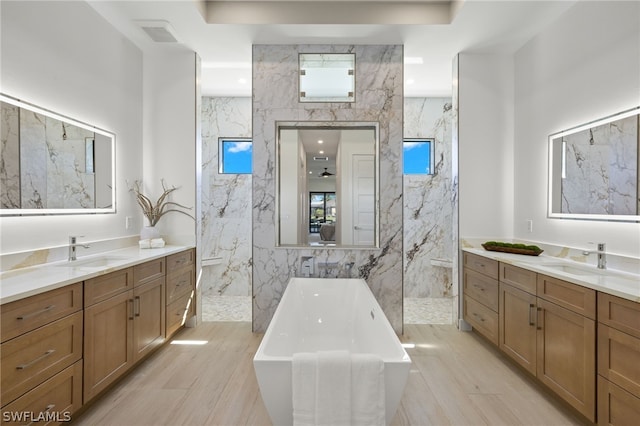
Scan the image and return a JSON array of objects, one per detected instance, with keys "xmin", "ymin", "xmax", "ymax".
[
  {"xmin": 129, "ymin": 299, "xmax": 134, "ymax": 320},
  {"xmin": 16, "ymin": 349, "xmax": 55, "ymax": 370},
  {"xmin": 134, "ymin": 296, "xmax": 141, "ymax": 317},
  {"xmin": 528, "ymin": 304, "xmax": 535, "ymax": 326},
  {"xmin": 26, "ymin": 405, "xmax": 55, "ymax": 426},
  {"xmin": 17, "ymin": 305, "xmax": 55, "ymax": 320},
  {"xmin": 536, "ymin": 307, "xmax": 543, "ymax": 330},
  {"xmin": 472, "ymin": 312, "xmax": 485, "ymax": 322},
  {"xmin": 473, "ymin": 284, "xmax": 485, "ymax": 292}
]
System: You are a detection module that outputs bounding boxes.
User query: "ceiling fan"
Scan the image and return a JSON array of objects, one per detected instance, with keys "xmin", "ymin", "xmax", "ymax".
[{"xmin": 320, "ymin": 168, "xmax": 334, "ymax": 177}]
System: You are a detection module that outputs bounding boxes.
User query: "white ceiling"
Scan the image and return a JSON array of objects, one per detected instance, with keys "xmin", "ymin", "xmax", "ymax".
[{"xmin": 88, "ymin": 0, "xmax": 577, "ymax": 98}]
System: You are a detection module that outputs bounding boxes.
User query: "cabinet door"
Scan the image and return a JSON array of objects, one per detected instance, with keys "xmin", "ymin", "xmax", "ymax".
[
  {"xmin": 83, "ymin": 290, "xmax": 134, "ymax": 402},
  {"xmin": 499, "ymin": 283, "xmax": 537, "ymax": 375},
  {"xmin": 133, "ymin": 277, "xmax": 166, "ymax": 362},
  {"xmin": 537, "ymin": 298, "xmax": 595, "ymax": 421},
  {"xmin": 598, "ymin": 376, "xmax": 640, "ymax": 426}
]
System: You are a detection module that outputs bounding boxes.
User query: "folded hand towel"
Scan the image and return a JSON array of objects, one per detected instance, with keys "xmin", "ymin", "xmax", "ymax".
[
  {"xmin": 316, "ymin": 350, "xmax": 351, "ymax": 426},
  {"xmin": 150, "ymin": 238, "xmax": 165, "ymax": 248},
  {"xmin": 351, "ymin": 353, "xmax": 385, "ymax": 426},
  {"xmin": 139, "ymin": 239, "xmax": 151, "ymax": 249},
  {"xmin": 293, "ymin": 352, "xmax": 317, "ymax": 426}
]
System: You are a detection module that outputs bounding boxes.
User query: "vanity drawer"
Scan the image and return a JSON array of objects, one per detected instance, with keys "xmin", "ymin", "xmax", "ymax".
[
  {"xmin": 463, "ymin": 252, "xmax": 498, "ymax": 279},
  {"xmin": 166, "ymin": 266, "xmax": 195, "ymax": 305},
  {"xmin": 133, "ymin": 257, "xmax": 165, "ymax": 286},
  {"xmin": 1, "ymin": 311, "xmax": 82, "ymax": 407},
  {"xmin": 84, "ymin": 268, "xmax": 133, "ymax": 307},
  {"xmin": 166, "ymin": 290, "xmax": 194, "ymax": 337},
  {"xmin": 1, "ymin": 283, "xmax": 82, "ymax": 343},
  {"xmin": 499, "ymin": 264, "xmax": 536, "ymax": 294},
  {"xmin": 166, "ymin": 249, "xmax": 194, "ymax": 273},
  {"xmin": 537, "ymin": 274, "xmax": 596, "ymax": 319},
  {"xmin": 598, "ymin": 293, "xmax": 640, "ymax": 339},
  {"xmin": 598, "ymin": 323, "xmax": 640, "ymax": 398},
  {"xmin": 464, "ymin": 295, "xmax": 499, "ymax": 345},
  {"xmin": 463, "ymin": 269, "xmax": 499, "ymax": 312},
  {"xmin": 1, "ymin": 361, "xmax": 82, "ymax": 424}
]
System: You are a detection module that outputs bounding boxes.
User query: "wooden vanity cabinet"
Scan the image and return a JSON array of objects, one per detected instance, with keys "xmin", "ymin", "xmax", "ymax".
[
  {"xmin": 499, "ymin": 264, "xmax": 596, "ymax": 421},
  {"xmin": 83, "ymin": 258, "xmax": 166, "ymax": 402},
  {"xmin": 597, "ymin": 293, "xmax": 640, "ymax": 425},
  {"xmin": 0, "ymin": 283, "xmax": 84, "ymax": 421},
  {"xmin": 165, "ymin": 249, "xmax": 195, "ymax": 338},
  {"xmin": 463, "ymin": 252, "xmax": 500, "ymax": 344}
]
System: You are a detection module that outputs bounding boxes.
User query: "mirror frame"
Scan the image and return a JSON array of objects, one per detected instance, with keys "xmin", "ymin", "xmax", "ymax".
[
  {"xmin": 0, "ymin": 93, "xmax": 116, "ymax": 216},
  {"xmin": 547, "ymin": 106, "xmax": 640, "ymax": 222},
  {"xmin": 275, "ymin": 121, "xmax": 380, "ymax": 248}
]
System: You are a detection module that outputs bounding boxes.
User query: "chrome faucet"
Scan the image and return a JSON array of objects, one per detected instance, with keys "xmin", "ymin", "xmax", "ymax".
[
  {"xmin": 582, "ymin": 242, "xmax": 606, "ymax": 269},
  {"xmin": 69, "ymin": 236, "xmax": 90, "ymax": 261}
]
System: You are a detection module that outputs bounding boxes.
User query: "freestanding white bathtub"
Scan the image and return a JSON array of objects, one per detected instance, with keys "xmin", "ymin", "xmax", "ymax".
[{"xmin": 253, "ymin": 278, "xmax": 411, "ymax": 425}]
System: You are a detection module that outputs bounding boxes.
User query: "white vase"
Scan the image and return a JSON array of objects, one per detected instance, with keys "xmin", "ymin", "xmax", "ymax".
[{"xmin": 140, "ymin": 226, "xmax": 160, "ymax": 240}]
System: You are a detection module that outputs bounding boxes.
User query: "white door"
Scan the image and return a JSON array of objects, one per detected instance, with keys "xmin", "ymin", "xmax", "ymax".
[{"xmin": 352, "ymin": 154, "xmax": 375, "ymax": 245}]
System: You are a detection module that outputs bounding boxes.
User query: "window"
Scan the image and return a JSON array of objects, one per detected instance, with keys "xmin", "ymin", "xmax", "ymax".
[
  {"xmin": 309, "ymin": 192, "xmax": 336, "ymax": 233},
  {"xmin": 219, "ymin": 138, "xmax": 252, "ymax": 174},
  {"xmin": 403, "ymin": 139, "xmax": 434, "ymax": 175}
]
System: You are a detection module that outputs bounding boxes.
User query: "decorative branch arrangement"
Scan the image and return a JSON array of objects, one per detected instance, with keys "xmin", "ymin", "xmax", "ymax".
[{"xmin": 130, "ymin": 179, "xmax": 194, "ymax": 227}]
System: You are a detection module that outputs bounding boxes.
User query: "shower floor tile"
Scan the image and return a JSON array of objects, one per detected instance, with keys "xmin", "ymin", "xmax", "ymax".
[
  {"xmin": 201, "ymin": 295, "xmax": 251, "ymax": 322},
  {"xmin": 404, "ymin": 297, "xmax": 453, "ymax": 325}
]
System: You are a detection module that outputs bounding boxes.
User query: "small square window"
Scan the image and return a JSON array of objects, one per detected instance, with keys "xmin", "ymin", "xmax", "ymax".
[
  {"xmin": 403, "ymin": 139, "xmax": 434, "ymax": 175},
  {"xmin": 219, "ymin": 138, "xmax": 252, "ymax": 174}
]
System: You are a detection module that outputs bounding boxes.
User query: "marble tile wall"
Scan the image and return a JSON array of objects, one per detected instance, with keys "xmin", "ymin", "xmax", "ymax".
[
  {"xmin": 403, "ymin": 98, "xmax": 454, "ymax": 298},
  {"xmin": 0, "ymin": 103, "xmax": 96, "ymax": 209},
  {"xmin": 252, "ymin": 45, "xmax": 404, "ymax": 333},
  {"xmin": 562, "ymin": 114, "xmax": 638, "ymax": 215},
  {"xmin": 1, "ymin": 103, "xmax": 20, "ymax": 208},
  {"xmin": 201, "ymin": 97, "xmax": 253, "ymax": 296}
]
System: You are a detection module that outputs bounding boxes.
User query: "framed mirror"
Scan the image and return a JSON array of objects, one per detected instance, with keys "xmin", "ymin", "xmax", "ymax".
[
  {"xmin": 299, "ymin": 53, "xmax": 355, "ymax": 103},
  {"xmin": 1, "ymin": 94, "xmax": 116, "ymax": 215},
  {"xmin": 548, "ymin": 106, "xmax": 639, "ymax": 222},
  {"xmin": 276, "ymin": 122, "xmax": 379, "ymax": 247}
]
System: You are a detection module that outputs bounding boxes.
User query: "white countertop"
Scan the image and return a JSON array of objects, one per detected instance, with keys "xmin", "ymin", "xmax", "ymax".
[
  {"xmin": 463, "ymin": 248, "xmax": 640, "ymax": 303},
  {"xmin": 0, "ymin": 245, "xmax": 194, "ymax": 305}
]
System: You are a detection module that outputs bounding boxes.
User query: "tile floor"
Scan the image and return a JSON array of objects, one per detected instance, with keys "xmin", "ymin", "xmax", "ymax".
[{"xmin": 201, "ymin": 294, "xmax": 454, "ymax": 325}]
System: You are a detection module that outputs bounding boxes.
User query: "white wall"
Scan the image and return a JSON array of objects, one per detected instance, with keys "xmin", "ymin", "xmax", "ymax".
[
  {"xmin": 458, "ymin": 54, "xmax": 515, "ymax": 240},
  {"xmin": 0, "ymin": 1, "xmax": 143, "ymax": 253},
  {"xmin": 142, "ymin": 51, "xmax": 198, "ymax": 246},
  {"xmin": 514, "ymin": 1, "xmax": 640, "ymax": 258}
]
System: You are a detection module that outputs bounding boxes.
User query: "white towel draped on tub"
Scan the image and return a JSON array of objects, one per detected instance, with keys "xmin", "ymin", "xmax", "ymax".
[{"xmin": 292, "ymin": 350, "xmax": 385, "ymax": 426}]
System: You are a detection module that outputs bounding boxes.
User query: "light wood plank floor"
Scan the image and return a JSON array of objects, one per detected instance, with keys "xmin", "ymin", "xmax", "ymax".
[{"xmin": 73, "ymin": 323, "xmax": 586, "ymax": 426}]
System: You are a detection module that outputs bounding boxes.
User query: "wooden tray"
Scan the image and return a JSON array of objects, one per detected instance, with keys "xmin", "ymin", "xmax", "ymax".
[{"xmin": 481, "ymin": 244, "xmax": 543, "ymax": 256}]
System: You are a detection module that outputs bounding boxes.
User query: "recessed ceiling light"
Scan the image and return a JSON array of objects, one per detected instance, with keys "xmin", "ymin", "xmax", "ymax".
[
  {"xmin": 319, "ymin": 150, "xmax": 324, "ymax": 154},
  {"xmin": 318, "ymin": 140, "xmax": 323, "ymax": 144}
]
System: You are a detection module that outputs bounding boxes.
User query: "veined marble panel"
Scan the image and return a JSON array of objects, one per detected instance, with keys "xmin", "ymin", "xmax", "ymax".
[
  {"xmin": 15, "ymin": 109, "xmax": 96, "ymax": 209},
  {"xmin": 403, "ymin": 98, "xmax": 454, "ymax": 298},
  {"xmin": 201, "ymin": 97, "xmax": 252, "ymax": 296},
  {"xmin": 1, "ymin": 103, "xmax": 20, "ymax": 208},
  {"xmin": 562, "ymin": 115, "xmax": 638, "ymax": 215},
  {"xmin": 252, "ymin": 45, "xmax": 404, "ymax": 333}
]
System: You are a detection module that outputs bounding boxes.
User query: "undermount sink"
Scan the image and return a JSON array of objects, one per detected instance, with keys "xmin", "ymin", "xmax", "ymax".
[
  {"xmin": 58, "ymin": 256, "xmax": 128, "ymax": 269},
  {"xmin": 538, "ymin": 263, "xmax": 600, "ymax": 276}
]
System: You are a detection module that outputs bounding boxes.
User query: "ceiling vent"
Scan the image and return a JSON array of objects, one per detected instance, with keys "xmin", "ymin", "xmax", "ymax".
[
  {"xmin": 137, "ymin": 20, "xmax": 179, "ymax": 43},
  {"xmin": 313, "ymin": 156, "xmax": 329, "ymax": 161}
]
